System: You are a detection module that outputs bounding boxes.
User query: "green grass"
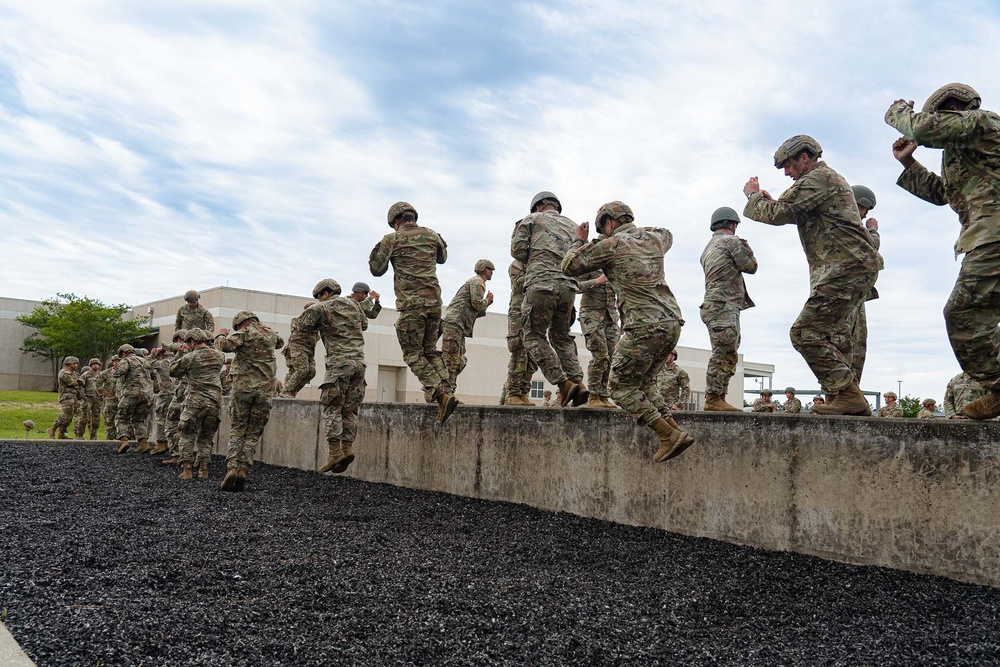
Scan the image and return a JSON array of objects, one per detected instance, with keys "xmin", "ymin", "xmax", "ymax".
[{"xmin": 0, "ymin": 390, "xmax": 110, "ymax": 439}]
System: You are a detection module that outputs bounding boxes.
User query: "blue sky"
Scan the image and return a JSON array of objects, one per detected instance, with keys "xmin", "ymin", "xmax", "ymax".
[{"xmin": 1, "ymin": 0, "xmax": 998, "ymax": 403}]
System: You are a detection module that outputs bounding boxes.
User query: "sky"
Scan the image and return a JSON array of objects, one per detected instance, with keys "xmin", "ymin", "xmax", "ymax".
[{"xmin": 1, "ymin": 0, "xmax": 998, "ymax": 404}]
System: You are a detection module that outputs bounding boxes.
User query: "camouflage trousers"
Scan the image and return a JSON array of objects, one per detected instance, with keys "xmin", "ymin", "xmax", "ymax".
[
  {"xmin": 102, "ymin": 396, "xmax": 118, "ymax": 440},
  {"xmin": 944, "ymin": 242, "xmax": 1000, "ymax": 391},
  {"xmin": 116, "ymin": 394, "xmax": 150, "ymax": 440},
  {"xmin": 178, "ymin": 403, "xmax": 221, "ymax": 466},
  {"xmin": 790, "ymin": 273, "xmax": 876, "ymax": 394},
  {"xmin": 701, "ymin": 301, "xmax": 741, "ymax": 395},
  {"xmin": 610, "ymin": 324, "xmax": 680, "ymax": 427},
  {"xmin": 52, "ymin": 397, "xmax": 77, "ymax": 432},
  {"xmin": 395, "ymin": 306, "xmax": 450, "ymax": 402},
  {"xmin": 843, "ymin": 301, "xmax": 868, "ymax": 386},
  {"xmin": 521, "ymin": 286, "xmax": 583, "ymax": 386},
  {"xmin": 227, "ymin": 388, "xmax": 274, "ymax": 467},
  {"xmin": 74, "ymin": 396, "xmax": 101, "ymax": 437},
  {"xmin": 505, "ymin": 334, "xmax": 537, "ymax": 398},
  {"xmin": 165, "ymin": 394, "xmax": 185, "ymax": 455},
  {"xmin": 321, "ymin": 361, "xmax": 366, "ymax": 446},
  {"xmin": 441, "ymin": 323, "xmax": 468, "ymax": 392},
  {"xmin": 151, "ymin": 392, "xmax": 173, "ymax": 442},
  {"xmin": 282, "ymin": 343, "xmax": 316, "ymax": 396},
  {"xmin": 582, "ymin": 317, "xmax": 619, "ymax": 398}
]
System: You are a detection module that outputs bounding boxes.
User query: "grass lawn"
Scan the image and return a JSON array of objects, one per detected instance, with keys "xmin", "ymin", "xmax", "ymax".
[{"xmin": 0, "ymin": 390, "xmax": 110, "ymax": 439}]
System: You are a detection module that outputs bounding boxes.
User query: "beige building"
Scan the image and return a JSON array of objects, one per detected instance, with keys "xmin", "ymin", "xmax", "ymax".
[
  {"xmin": 0, "ymin": 297, "xmax": 55, "ymax": 391},
  {"xmin": 131, "ymin": 286, "xmax": 770, "ymax": 407}
]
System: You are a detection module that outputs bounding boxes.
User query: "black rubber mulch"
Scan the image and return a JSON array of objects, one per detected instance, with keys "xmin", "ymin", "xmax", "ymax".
[{"xmin": 1, "ymin": 441, "xmax": 998, "ymax": 666}]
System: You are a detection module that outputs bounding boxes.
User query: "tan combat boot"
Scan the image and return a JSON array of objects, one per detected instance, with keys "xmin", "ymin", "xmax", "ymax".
[
  {"xmin": 600, "ymin": 396, "xmax": 618, "ymax": 409},
  {"xmin": 571, "ymin": 381, "xmax": 590, "ymax": 407},
  {"xmin": 161, "ymin": 454, "xmax": 180, "ymax": 465},
  {"xmin": 585, "ymin": 394, "xmax": 606, "ymax": 409},
  {"xmin": 319, "ymin": 441, "xmax": 345, "ymax": 474},
  {"xmin": 117, "ymin": 437, "xmax": 130, "ymax": 454},
  {"xmin": 150, "ymin": 441, "xmax": 168, "ymax": 455},
  {"xmin": 198, "ymin": 462, "xmax": 210, "ymax": 479},
  {"xmin": 178, "ymin": 463, "xmax": 194, "ymax": 480},
  {"xmin": 650, "ymin": 417, "xmax": 696, "ymax": 463},
  {"xmin": 703, "ymin": 393, "xmax": 742, "ymax": 412},
  {"xmin": 558, "ymin": 380, "xmax": 579, "ymax": 407},
  {"xmin": 135, "ymin": 438, "xmax": 151, "ymax": 454},
  {"xmin": 57, "ymin": 430, "xmax": 70, "ymax": 440},
  {"xmin": 812, "ymin": 384, "xmax": 870, "ymax": 416},
  {"xmin": 504, "ymin": 395, "xmax": 535, "ymax": 407},
  {"xmin": 46, "ymin": 426, "xmax": 56, "ymax": 438},
  {"xmin": 220, "ymin": 465, "xmax": 239, "ymax": 491},
  {"xmin": 333, "ymin": 441, "xmax": 355, "ymax": 474},
  {"xmin": 437, "ymin": 392, "xmax": 460, "ymax": 424},
  {"xmin": 963, "ymin": 389, "xmax": 1000, "ymax": 420},
  {"xmin": 234, "ymin": 465, "xmax": 248, "ymax": 492}
]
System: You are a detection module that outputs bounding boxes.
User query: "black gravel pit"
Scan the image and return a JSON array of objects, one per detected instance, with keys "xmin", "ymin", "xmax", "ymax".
[{"xmin": 1, "ymin": 441, "xmax": 998, "ymax": 666}]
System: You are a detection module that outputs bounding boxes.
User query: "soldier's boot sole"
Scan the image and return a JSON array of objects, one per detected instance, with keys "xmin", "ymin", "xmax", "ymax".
[
  {"xmin": 571, "ymin": 381, "xmax": 590, "ymax": 407},
  {"xmin": 558, "ymin": 380, "xmax": 579, "ymax": 407},
  {"xmin": 220, "ymin": 467, "xmax": 239, "ymax": 491},
  {"xmin": 651, "ymin": 417, "xmax": 696, "ymax": 463},
  {"xmin": 319, "ymin": 441, "xmax": 345, "ymax": 473},
  {"xmin": 437, "ymin": 394, "xmax": 460, "ymax": 424},
  {"xmin": 234, "ymin": 466, "xmax": 247, "ymax": 492},
  {"xmin": 963, "ymin": 389, "xmax": 1000, "ymax": 420},
  {"xmin": 332, "ymin": 453, "xmax": 355, "ymax": 474}
]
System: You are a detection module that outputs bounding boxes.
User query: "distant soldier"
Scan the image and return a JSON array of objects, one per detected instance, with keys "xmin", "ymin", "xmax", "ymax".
[
  {"xmin": 918, "ymin": 398, "xmax": 937, "ymax": 419},
  {"xmin": 562, "ymin": 201, "xmax": 694, "ymax": 462},
  {"xmin": 655, "ymin": 350, "xmax": 690, "ymax": 411},
  {"xmin": 810, "ymin": 396, "xmax": 825, "ymax": 411},
  {"xmin": 175, "ymin": 289, "xmax": 214, "ymax": 333},
  {"xmin": 349, "ymin": 282, "xmax": 382, "ymax": 322},
  {"xmin": 300, "ymin": 279, "xmax": 366, "ymax": 475},
  {"xmin": 875, "ymin": 391, "xmax": 904, "ymax": 418},
  {"xmin": 578, "ymin": 258, "xmax": 619, "ymax": 409},
  {"xmin": 112, "ymin": 344, "xmax": 154, "ymax": 454},
  {"xmin": 219, "ymin": 359, "xmax": 233, "ymax": 396},
  {"xmin": 744, "ymin": 135, "xmax": 880, "ymax": 416},
  {"xmin": 169, "ymin": 329, "xmax": 225, "ymax": 481},
  {"xmin": 279, "ymin": 303, "xmax": 319, "ymax": 398},
  {"xmin": 74, "ymin": 358, "xmax": 103, "ymax": 439},
  {"xmin": 441, "ymin": 260, "xmax": 495, "ymax": 392},
  {"xmin": 97, "ymin": 356, "xmax": 120, "ymax": 440},
  {"xmin": 752, "ymin": 389, "xmax": 777, "ymax": 413},
  {"xmin": 502, "ymin": 258, "xmax": 538, "ymax": 406},
  {"xmin": 369, "ymin": 201, "xmax": 458, "ymax": 422},
  {"xmin": 540, "ymin": 390, "xmax": 554, "ymax": 407},
  {"xmin": 885, "ymin": 84, "xmax": 1000, "ymax": 419},
  {"xmin": 700, "ymin": 207, "xmax": 757, "ymax": 411},
  {"xmin": 513, "ymin": 191, "xmax": 589, "ymax": 406},
  {"xmin": 783, "ymin": 387, "xmax": 802, "ymax": 414},
  {"xmin": 944, "ymin": 372, "xmax": 988, "ymax": 419},
  {"xmin": 47, "ymin": 356, "xmax": 82, "ymax": 439},
  {"xmin": 215, "ymin": 311, "xmax": 284, "ymax": 490}
]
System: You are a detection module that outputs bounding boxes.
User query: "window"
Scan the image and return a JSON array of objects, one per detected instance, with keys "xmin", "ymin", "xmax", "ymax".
[{"xmin": 530, "ymin": 381, "xmax": 545, "ymax": 399}]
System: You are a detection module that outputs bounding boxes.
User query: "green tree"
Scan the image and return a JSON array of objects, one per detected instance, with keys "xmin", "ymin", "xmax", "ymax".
[
  {"xmin": 898, "ymin": 394, "xmax": 922, "ymax": 418},
  {"xmin": 17, "ymin": 294, "xmax": 151, "ymax": 389}
]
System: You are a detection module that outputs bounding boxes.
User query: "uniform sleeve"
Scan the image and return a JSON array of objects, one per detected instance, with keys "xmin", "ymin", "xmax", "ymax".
[
  {"xmin": 744, "ymin": 172, "xmax": 829, "ymax": 226},
  {"xmin": 369, "ymin": 234, "xmax": 394, "ymax": 277},
  {"xmin": 215, "ymin": 331, "xmax": 243, "ymax": 353},
  {"xmin": 509, "ymin": 262, "xmax": 526, "ymax": 294},
  {"xmin": 436, "ymin": 233, "xmax": 448, "ymax": 265},
  {"xmin": 678, "ymin": 370, "xmax": 691, "ymax": 403},
  {"xmin": 943, "ymin": 382, "xmax": 958, "ymax": 418},
  {"xmin": 885, "ymin": 103, "xmax": 989, "ymax": 149},
  {"xmin": 169, "ymin": 354, "xmax": 191, "ymax": 379},
  {"xmin": 362, "ymin": 299, "xmax": 382, "ymax": 319},
  {"xmin": 561, "ymin": 238, "xmax": 616, "ymax": 277},
  {"xmin": 896, "ymin": 161, "xmax": 949, "ymax": 207},
  {"xmin": 868, "ymin": 228, "xmax": 882, "ymax": 251},
  {"xmin": 510, "ymin": 219, "xmax": 532, "ymax": 263},
  {"xmin": 175, "ymin": 308, "xmax": 183, "ymax": 330},
  {"xmin": 469, "ymin": 279, "xmax": 488, "ymax": 315},
  {"xmin": 204, "ymin": 310, "xmax": 215, "ymax": 332},
  {"xmin": 729, "ymin": 237, "xmax": 758, "ymax": 274}
]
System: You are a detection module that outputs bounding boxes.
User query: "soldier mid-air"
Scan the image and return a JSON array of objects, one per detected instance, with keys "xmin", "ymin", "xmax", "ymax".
[
  {"xmin": 577, "ymin": 253, "xmax": 619, "ymax": 409},
  {"xmin": 441, "ymin": 260, "xmax": 494, "ymax": 392}
]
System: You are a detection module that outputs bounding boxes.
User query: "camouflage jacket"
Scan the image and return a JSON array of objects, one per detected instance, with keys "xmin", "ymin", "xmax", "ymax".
[
  {"xmin": 150, "ymin": 358, "xmax": 174, "ymax": 395},
  {"xmin": 507, "ymin": 260, "xmax": 527, "ymax": 338},
  {"xmin": 442, "ymin": 276, "xmax": 489, "ymax": 337},
  {"xmin": 57, "ymin": 368, "xmax": 82, "ymax": 402},
  {"xmin": 511, "ymin": 210, "xmax": 579, "ymax": 292},
  {"xmin": 744, "ymin": 162, "xmax": 880, "ymax": 295},
  {"xmin": 944, "ymin": 372, "xmax": 988, "ymax": 418},
  {"xmin": 875, "ymin": 404, "xmax": 904, "ymax": 418},
  {"xmin": 169, "ymin": 346, "xmax": 224, "ymax": 409},
  {"xmin": 96, "ymin": 367, "xmax": 117, "ymax": 398},
  {"xmin": 562, "ymin": 223, "xmax": 683, "ymax": 333},
  {"xmin": 215, "ymin": 322, "xmax": 284, "ymax": 393},
  {"xmin": 656, "ymin": 365, "xmax": 690, "ymax": 406},
  {"xmin": 112, "ymin": 355, "xmax": 153, "ymax": 400},
  {"xmin": 357, "ymin": 297, "xmax": 382, "ymax": 325},
  {"xmin": 78, "ymin": 367, "xmax": 99, "ymax": 399},
  {"xmin": 175, "ymin": 304, "xmax": 215, "ymax": 333},
  {"xmin": 287, "ymin": 306, "xmax": 321, "ymax": 349},
  {"xmin": 783, "ymin": 397, "xmax": 802, "ymax": 414},
  {"xmin": 917, "ymin": 408, "xmax": 936, "ymax": 419},
  {"xmin": 298, "ymin": 296, "xmax": 366, "ymax": 383},
  {"xmin": 578, "ymin": 266, "xmax": 618, "ymax": 332},
  {"xmin": 752, "ymin": 397, "xmax": 776, "ymax": 413},
  {"xmin": 700, "ymin": 231, "xmax": 756, "ymax": 309},
  {"xmin": 219, "ymin": 366, "xmax": 232, "ymax": 395},
  {"xmin": 885, "ymin": 103, "xmax": 1000, "ymax": 257},
  {"xmin": 369, "ymin": 222, "xmax": 448, "ymax": 311}
]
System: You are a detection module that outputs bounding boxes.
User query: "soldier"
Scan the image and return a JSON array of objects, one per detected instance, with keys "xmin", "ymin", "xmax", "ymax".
[
  {"xmin": 175, "ymin": 289, "xmax": 215, "ymax": 333},
  {"xmin": 918, "ymin": 398, "xmax": 937, "ymax": 419},
  {"xmin": 944, "ymin": 372, "xmax": 988, "ymax": 419},
  {"xmin": 655, "ymin": 350, "xmax": 690, "ymax": 411},
  {"xmin": 74, "ymin": 358, "xmax": 103, "ymax": 439},
  {"xmin": 562, "ymin": 201, "xmax": 694, "ymax": 462},
  {"xmin": 744, "ymin": 135, "xmax": 880, "ymax": 416},
  {"xmin": 577, "ymin": 257, "xmax": 619, "ymax": 409},
  {"xmin": 220, "ymin": 358, "xmax": 233, "ymax": 396},
  {"xmin": 112, "ymin": 344, "xmax": 154, "ymax": 454},
  {"xmin": 842, "ymin": 185, "xmax": 884, "ymax": 387},
  {"xmin": 751, "ymin": 389, "xmax": 777, "ymax": 413},
  {"xmin": 513, "ymin": 191, "xmax": 589, "ymax": 407},
  {"xmin": 441, "ymin": 260, "xmax": 495, "ymax": 392},
  {"xmin": 143, "ymin": 348, "xmax": 172, "ymax": 454},
  {"xmin": 369, "ymin": 202, "xmax": 458, "ymax": 422},
  {"xmin": 300, "ymin": 279, "xmax": 367, "ymax": 475},
  {"xmin": 279, "ymin": 302, "xmax": 319, "ymax": 398},
  {"xmin": 215, "ymin": 310, "xmax": 284, "ymax": 489},
  {"xmin": 47, "ymin": 356, "xmax": 82, "ymax": 439},
  {"xmin": 540, "ymin": 390, "xmax": 554, "ymax": 407},
  {"xmin": 783, "ymin": 387, "xmax": 802, "ymax": 414},
  {"xmin": 161, "ymin": 330, "xmax": 190, "ymax": 465},
  {"xmin": 700, "ymin": 207, "xmax": 757, "ymax": 411},
  {"xmin": 97, "ymin": 356, "xmax": 120, "ymax": 440},
  {"xmin": 349, "ymin": 282, "xmax": 382, "ymax": 321},
  {"xmin": 502, "ymin": 259, "xmax": 538, "ymax": 406},
  {"xmin": 810, "ymin": 395, "xmax": 825, "ymax": 411},
  {"xmin": 875, "ymin": 391, "xmax": 904, "ymax": 418},
  {"xmin": 169, "ymin": 329, "xmax": 225, "ymax": 481},
  {"xmin": 885, "ymin": 84, "xmax": 1000, "ymax": 419}
]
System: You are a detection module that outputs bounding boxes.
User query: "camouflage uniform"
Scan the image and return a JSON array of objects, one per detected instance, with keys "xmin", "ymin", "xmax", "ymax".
[
  {"xmin": 885, "ymin": 101, "xmax": 1000, "ymax": 391},
  {"xmin": 752, "ymin": 397, "xmax": 776, "ymax": 413},
  {"xmin": 875, "ymin": 404, "xmax": 904, "ymax": 418},
  {"xmin": 578, "ymin": 265, "xmax": 619, "ymax": 400},
  {"xmin": 562, "ymin": 222, "xmax": 683, "ymax": 427},
  {"xmin": 745, "ymin": 163, "xmax": 880, "ymax": 393},
  {"xmin": 52, "ymin": 367, "xmax": 82, "ymax": 435},
  {"xmin": 918, "ymin": 407, "xmax": 936, "ymax": 419},
  {"xmin": 74, "ymin": 366, "xmax": 102, "ymax": 438},
  {"xmin": 113, "ymin": 355, "xmax": 153, "ymax": 441},
  {"xmin": 219, "ymin": 364, "xmax": 233, "ymax": 396},
  {"xmin": 282, "ymin": 307, "xmax": 319, "ymax": 396},
  {"xmin": 783, "ymin": 397, "xmax": 802, "ymax": 414},
  {"xmin": 169, "ymin": 346, "xmax": 225, "ymax": 467},
  {"xmin": 655, "ymin": 364, "xmax": 690, "ymax": 408},
  {"xmin": 441, "ymin": 275, "xmax": 490, "ymax": 391},
  {"xmin": 943, "ymin": 372, "xmax": 988, "ymax": 418},
  {"xmin": 175, "ymin": 303, "xmax": 215, "ymax": 333},
  {"xmin": 504, "ymin": 260, "xmax": 538, "ymax": 400},
  {"xmin": 148, "ymin": 357, "xmax": 174, "ymax": 443},
  {"xmin": 216, "ymin": 321, "xmax": 283, "ymax": 468},
  {"xmin": 700, "ymin": 230, "xmax": 757, "ymax": 394},
  {"xmin": 369, "ymin": 220, "xmax": 451, "ymax": 402},
  {"xmin": 97, "ymin": 363, "xmax": 119, "ymax": 439},
  {"xmin": 164, "ymin": 368, "xmax": 189, "ymax": 457}
]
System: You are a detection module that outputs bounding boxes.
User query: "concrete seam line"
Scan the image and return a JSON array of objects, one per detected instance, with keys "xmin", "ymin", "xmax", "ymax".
[{"xmin": 0, "ymin": 621, "xmax": 37, "ymax": 667}]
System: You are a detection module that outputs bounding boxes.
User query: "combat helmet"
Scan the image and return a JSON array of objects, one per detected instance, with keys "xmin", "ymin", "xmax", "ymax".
[
  {"xmin": 884, "ymin": 391, "xmax": 897, "ymax": 399},
  {"xmin": 312, "ymin": 278, "xmax": 342, "ymax": 298},
  {"xmin": 184, "ymin": 289, "xmax": 199, "ymax": 302},
  {"xmin": 773, "ymin": 135, "xmax": 822, "ymax": 168},
  {"xmin": 922, "ymin": 83, "xmax": 981, "ymax": 113},
  {"xmin": 851, "ymin": 185, "xmax": 876, "ymax": 210},
  {"xmin": 710, "ymin": 206, "xmax": 741, "ymax": 231},
  {"xmin": 387, "ymin": 201, "xmax": 418, "ymax": 227},
  {"xmin": 184, "ymin": 329, "xmax": 208, "ymax": 343},
  {"xmin": 88, "ymin": 358, "xmax": 101, "ymax": 367},
  {"xmin": 64, "ymin": 356, "xmax": 79, "ymax": 365},
  {"xmin": 232, "ymin": 310, "xmax": 258, "ymax": 329},
  {"xmin": 351, "ymin": 282, "xmax": 370, "ymax": 294},
  {"xmin": 474, "ymin": 259, "xmax": 495, "ymax": 273},
  {"xmin": 785, "ymin": 386, "xmax": 796, "ymax": 395},
  {"xmin": 530, "ymin": 191, "xmax": 562, "ymax": 213},
  {"xmin": 118, "ymin": 344, "xmax": 135, "ymax": 356},
  {"xmin": 595, "ymin": 201, "xmax": 634, "ymax": 233},
  {"xmin": 172, "ymin": 329, "xmax": 187, "ymax": 342}
]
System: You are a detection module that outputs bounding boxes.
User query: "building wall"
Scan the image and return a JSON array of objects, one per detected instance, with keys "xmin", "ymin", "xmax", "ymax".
[{"xmin": 0, "ymin": 298, "xmax": 55, "ymax": 391}]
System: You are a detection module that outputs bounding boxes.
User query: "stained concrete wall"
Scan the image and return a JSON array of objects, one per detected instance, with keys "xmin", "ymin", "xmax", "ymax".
[{"xmin": 216, "ymin": 402, "xmax": 1000, "ymax": 588}]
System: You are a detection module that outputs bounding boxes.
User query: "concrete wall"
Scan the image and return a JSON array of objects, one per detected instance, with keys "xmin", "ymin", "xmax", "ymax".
[
  {"xmin": 0, "ymin": 298, "xmax": 54, "ymax": 391},
  {"xmin": 222, "ymin": 402, "xmax": 1000, "ymax": 588}
]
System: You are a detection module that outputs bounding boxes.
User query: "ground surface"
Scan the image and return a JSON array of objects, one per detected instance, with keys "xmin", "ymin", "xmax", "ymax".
[
  {"xmin": 1, "ymin": 441, "xmax": 998, "ymax": 666},
  {"xmin": 0, "ymin": 391, "xmax": 111, "ymax": 440}
]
